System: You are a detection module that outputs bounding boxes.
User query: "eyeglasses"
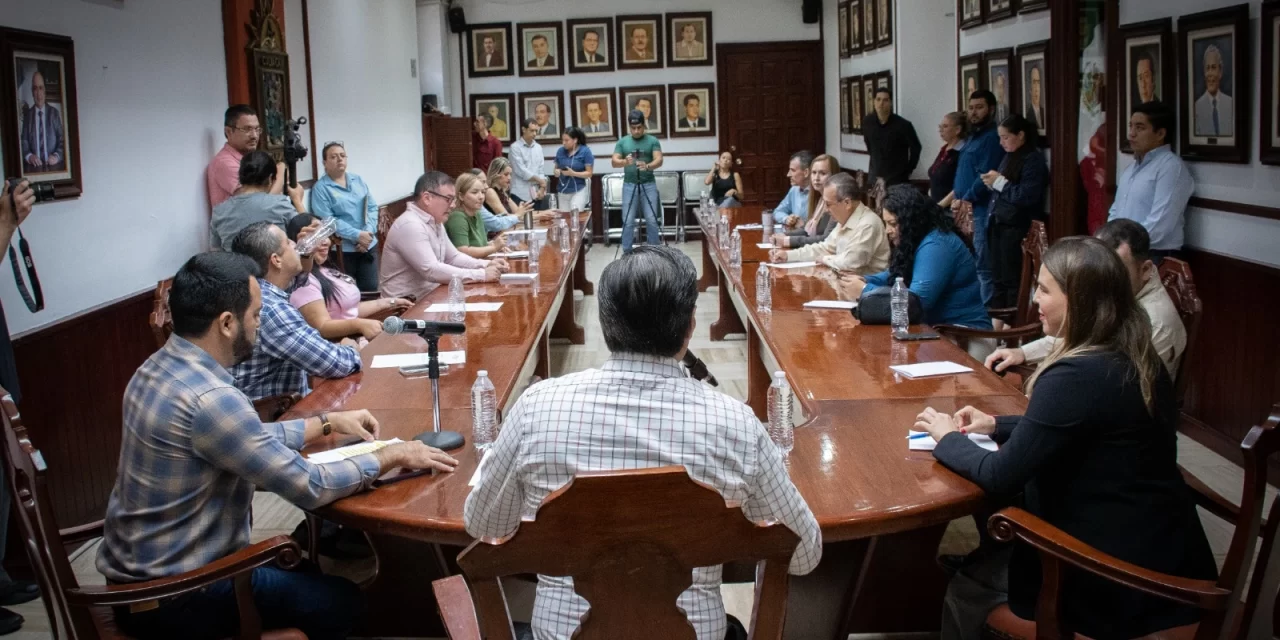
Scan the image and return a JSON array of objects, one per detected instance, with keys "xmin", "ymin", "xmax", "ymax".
[
  {"xmin": 425, "ymin": 189, "xmax": 457, "ymax": 204},
  {"xmin": 233, "ymin": 126, "xmax": 263, "ymax": 134}
]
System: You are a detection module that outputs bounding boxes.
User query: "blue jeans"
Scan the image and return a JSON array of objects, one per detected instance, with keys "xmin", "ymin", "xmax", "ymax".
[
  {"xmin": 115, "ymin": 563, "xmax": 362, "ymax": 640},
  {"xmin": 621, "ymin": 181, "xmax": 661, "ymax": 251},
  {"xmin": 971, "ymin": 204, "xmax": 994, "ymax": 306}
]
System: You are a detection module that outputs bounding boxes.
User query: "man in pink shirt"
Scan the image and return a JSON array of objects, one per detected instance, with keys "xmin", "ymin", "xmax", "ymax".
[
  {"xmin": 380, "ymin": 171, "xmax": 509, "ymax": 300},
  {"xmin": 207, "ymin": 105, "xmax": 285, "ymax": 210}
]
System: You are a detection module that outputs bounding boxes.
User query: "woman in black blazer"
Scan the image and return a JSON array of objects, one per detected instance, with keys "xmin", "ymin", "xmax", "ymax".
[{"xmin": 914, "ymin": 236, "xmax": 1217, "ymax": 639}]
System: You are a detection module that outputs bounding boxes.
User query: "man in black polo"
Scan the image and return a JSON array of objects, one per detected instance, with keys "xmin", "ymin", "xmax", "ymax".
[{"xmin": 862, "ymin": 87, "xmax": 922, "ymax": 187}]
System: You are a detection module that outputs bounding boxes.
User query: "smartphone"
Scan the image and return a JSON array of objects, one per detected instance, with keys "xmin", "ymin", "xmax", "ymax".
[{"xmin": 893, "ymin": 330, "xmax": 941, "ymax": 341}]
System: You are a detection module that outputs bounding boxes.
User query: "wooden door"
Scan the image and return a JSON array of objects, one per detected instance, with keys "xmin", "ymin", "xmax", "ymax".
[{"xmin": 717, "ymin": 41, "xmax": 826, "ymax": 208}]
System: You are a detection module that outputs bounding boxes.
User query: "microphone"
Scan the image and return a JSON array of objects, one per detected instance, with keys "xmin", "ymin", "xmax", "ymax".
[{"xmin": 382, "ymin": 317, "xmax": 466, "ymax": 336}]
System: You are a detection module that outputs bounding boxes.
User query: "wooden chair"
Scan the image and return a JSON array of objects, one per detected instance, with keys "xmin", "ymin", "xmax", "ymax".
[
  {"xmin": 981, "ymin": 403, "xmax": 1280, "ymax": 640},
  {"xmin": 953, "ymin": 200, "xmax": 975, "ymax": 244},
  {"xmin": 147, "ymin": 279, "xmax": 173, "ymax": 350},
  {"xmin": 430, "ymin": 466, "xmax": 800, "ymax": 640},
  {"xmin": 0, "ymin": 389, "xmax": 306, "ymax": 640},
  {"xmin": 935, "ymin": 222, "xmax": 1048, "ymax": 353},
  {"xmin": 1156, "ymin": 258, "xmax": 1202, "ymax": 408}
]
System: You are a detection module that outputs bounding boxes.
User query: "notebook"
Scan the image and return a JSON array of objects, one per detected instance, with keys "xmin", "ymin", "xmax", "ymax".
[
  {"xmin": 423, "ymin": 302, "xmax": 504, "ymax": 313},
  {"xmin": 765, "ymin": 261, "xmax": 818, "ymax": 270},
  {"xmin": 907, "ymin": 431, "xmax": 997, "ymax": 452},
  {"xmin": 370, "ymin": 351, "xmax": 466, "ymax": 368},
  {"xmin": 307, "ymin": 438, "xmax": 404, "ymax": 464},
  {"xmin": 889, "ymin": 362, "xmax": 973, "ymax": 379},
  {"xmin": 804, "ymin": 300, "xmax": 857, "ymax": 310}
]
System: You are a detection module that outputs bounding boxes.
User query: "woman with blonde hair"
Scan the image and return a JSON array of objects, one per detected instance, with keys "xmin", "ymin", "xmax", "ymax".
[
  {"xmin": 486, "ymin": 158, "xmax": 557, "ymax": 224},
  {"xmin": 913, "ymin": 236, "xmax": 1216, "ymax": 640},
  {"xmin": 772, "ymin": 153, "xmax": 840, "ymax": 249},
  {"xmin": 446, "ymin": 172, "xmax": 508, "ymax": 259}
]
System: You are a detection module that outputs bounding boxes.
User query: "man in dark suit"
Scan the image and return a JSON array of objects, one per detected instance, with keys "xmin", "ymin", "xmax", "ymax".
[
  {"xmin": 479, "ymin": 34, "xmax": 504, "ymax": 69},
  {"xmin": 529, "ymin": 35, "xmax": 556, "ymax": 69},
  {"xmin": 20, "ymin": 71, "xmax": 65, "ymax": 173},
  {"xmin": 678, "ymin": 94, "xmax": 708, "ymax": 130},
  {"xmin": 578, "ymin": 29, "xmax": 605, "ymax": 64}
]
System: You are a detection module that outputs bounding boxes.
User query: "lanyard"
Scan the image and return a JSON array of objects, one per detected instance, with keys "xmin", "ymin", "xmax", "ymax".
[{"xmin": 8, "ymin": 227, "xmax": 42, "ymax": 313}]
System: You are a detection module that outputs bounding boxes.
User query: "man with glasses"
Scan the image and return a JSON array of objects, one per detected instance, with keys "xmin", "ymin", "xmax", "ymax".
[
  {"xmin": 207, "ymin": 105, "xmax": 285, "ymax": 209},
  {"xmin": 379, "ymin": 172, "xmax": 509, "ymax": 301},
  {"xmin": 767, "ymin": 172, "xmax": 889, "ymax": 274}
]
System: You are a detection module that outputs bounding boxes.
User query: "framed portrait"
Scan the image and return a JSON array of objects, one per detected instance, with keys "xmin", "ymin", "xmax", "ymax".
[
  {"xmin": 0, "ymin": 27, "xmax": 82, "ymax": 199},
  {"xmin": 519, "ymin": 92, "xmax": 565, "ymax": 144},
  {"xmin": 667, "ymin": 13, "xmax": 714, "ymax": 67},
  {"xmin": 1179, "ymin": 4, "xmax": 1250, "ymax": 163},
  {"xmin": 467, "ymin": 23, "xmax": 513, "ymax": 78},
  {"xmin": 840, "ymin": 78, "xmax": 851, "ymax": 134},
  {"xmin": 570, "ymin": 88, "xmax": 618, "ymax": 142},
  {"xmin": 669, "ymin": 83, "xmax": 715, "ymax": 138},
  {"xmin": 617, "ymin": 15, "xmax": 663, "ymax": 70},
  {"xmin": 1019, "ymin": 0, "xmax": 1049, "ymax": 14},
  {"xmin": 567, "ymin": 18, "xmax": 614, "ymax": 74},
  {"xmin": 862, "ymin": 76, "xmax": 877, "ymax": 126},
  {"xmin": 849, "ymin": 0, "xmax": 864, "ymax": 54},
  {"xmin": 987, "ymin": 0, "xmax": 1017, "ymax": 23},
  {"xmin": 517, "ymin": 22, "xmax": 564, "ymax": 77},
  {"xmin": 876, "ymin": 70, "xmax": 892, "ymax": 96},
  {"xmin": 1262, "ymin": 0, "xmax": 1280, "ymax": 165},
  {"xmin": 958, "ymin": 53, "xmax": 985, "ymax": 111},
  {"xmin": 469, "ymin": 93, "xmax": 516, "ymax": 145},
  {"xmin": 876, "ymin": 0, "xmax": 893, "ymax": 48},
  {"xmin": 620, "ymin": 85, "xmax": 667, "ymax": 139},
  {"xmin": 1016, "ymin": 41, "xmax": 1048, "ymax": 143},
  {"xmin": 983, "ymin": 48, "xmax": 1014, "ymax": 125},
  {"xmin": 1117, "ymin": 18, "xmax": 1173, "ymax": 154},
  {"xmin": 839, "ymin": 2, "xmax": 850, "ymax": 59},
  {"xmin": 850, "ymin": 75, "xmax": 864, "ymax": 133},
  {"xmin": 862, "ymin": 0, "xmax": 877, "ymax": 50},
  {"xmin": 958, "ymin": 0, "xmax": 985, "ymax": 30}
]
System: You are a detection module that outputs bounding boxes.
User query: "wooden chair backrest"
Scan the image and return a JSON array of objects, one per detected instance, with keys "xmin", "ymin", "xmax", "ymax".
[
  {"xmin": 1222, "ymin": 405, "xmax": 1280, "ymax": 639},
  {"xmin": 0, "ymin": 390, "xmax": 95, "ymax": 638},
  {"xmin": 457, "ymin": 466, "xmax": 800, "ymax": 640},
  {"xmin": 1156, "ymin": 257, "xmax": 1202, "ymax": 407},
  {"xmin": 953, "ymin": 201, "xmax": 975, "ymax": 242},
  {"xmin": 376, "ymin": 200, "xmax": 411, "ymax": 260},
  {"xmin": 149, "ymin": 278, "xmax": 174, "ymax": 350},
  {"xmin": 871, "ymin": 177, "xmax": 886, "ymax": 214},
  {"xmin": 1013, "ymin": 221, "xmax": 1049, "ymax": 326}
]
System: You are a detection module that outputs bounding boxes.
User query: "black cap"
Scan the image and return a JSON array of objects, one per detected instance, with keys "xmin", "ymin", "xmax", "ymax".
[{"xmin": 628, "ymin": 110, "xmax": 645, "ymax": 126}]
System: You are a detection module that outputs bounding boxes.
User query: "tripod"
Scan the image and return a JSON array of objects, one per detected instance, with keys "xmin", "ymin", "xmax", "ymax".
[{"xmin": 615, "ymin": 178, "xmax": 667, "ymax": 259}]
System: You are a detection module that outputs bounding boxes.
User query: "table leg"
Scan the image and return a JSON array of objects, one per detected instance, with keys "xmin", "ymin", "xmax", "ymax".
[
  {"xmin": 780, "ymin": 539, "xmax": 869, "ymax": 640},
  {"xmin": 534, "ymin": 329, "xmax": 550, "ymax": 380},
  {"xmin": 352, "ymin": 533, "xmax": 459, "ymax": 638},
  {"xmin": 551, "ymin": 263, "xmax": 586, "ymax": 345},
  {"xmin": 840, "ymin": 524, "xmax": 951, "ymax": 635},
  {"xmin": 574, "ymin": 242, "xmax": 594, "ymax": 296},
  {"xmin": 746, "ymin": 324, "xmax": 770, "ymax": 421},
  {"xmin": 709, "ymin": 268, "xmax": 745, "ymax": 341},
  {"xmin": 697, "ymin": 236, "xmax": 716, "ymax": 292}
]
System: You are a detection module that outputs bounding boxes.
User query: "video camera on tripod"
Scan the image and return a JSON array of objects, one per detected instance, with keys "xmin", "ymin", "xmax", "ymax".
[{"xmin": 282, "ymin": 116, "xmax": 309, "ymax": 189}]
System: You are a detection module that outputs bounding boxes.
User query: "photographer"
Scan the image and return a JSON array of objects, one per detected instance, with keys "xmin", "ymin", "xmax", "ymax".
[
  {"xmin": 207, "ymin": 105, "xmax": 285, "ymax": 209},
  {"xmin": 210, "ymin": 150, "xmax": 305, "ymax": 251}
]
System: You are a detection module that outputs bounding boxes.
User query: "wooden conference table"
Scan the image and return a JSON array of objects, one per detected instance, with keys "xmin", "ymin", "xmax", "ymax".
[{"xmin": 284, "ymin": 206, "xmax": 1028, "ymax": 639}]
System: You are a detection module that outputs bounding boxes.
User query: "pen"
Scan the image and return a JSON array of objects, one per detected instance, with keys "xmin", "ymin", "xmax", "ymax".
[{"xmin": 907, "ymin": 433, "xmax": 931, "ymax": 440}]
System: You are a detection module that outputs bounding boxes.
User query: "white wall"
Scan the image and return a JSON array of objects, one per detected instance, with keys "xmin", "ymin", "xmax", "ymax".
[
  {"xmin": 284, "ymin": 0, "xmax": 316, "ymax": 183},
  {"xmin": 417, "ymin": 0, "xmax": 450, "ymax": 110},
  {"xmin": 0, "ymin": 0, "xmax": 227, "ymax": 335},
  {"xmin": 307, "ymin": 0, "xmax": 424, "ymax": 202},
  {"xmin": 1118, "ymin": 0, "xmax": 1280, "ymax": 267},
  {"xmin": 958, "ymin": 8, "xmax": 1051, "ymax": 56}
]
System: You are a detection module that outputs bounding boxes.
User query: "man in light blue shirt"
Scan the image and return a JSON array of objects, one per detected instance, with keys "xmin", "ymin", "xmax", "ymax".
[
  {"xmin": 509, "ymin": 118, "xmax": 548, "ymax": 210},
  {"xmin": 772, "ymin": 150, "xmax": 814, "ymax": 225},
  {"xmin": 1108, "ymin": 101, "xmax": 1194, "ymax": 258},
  {"xmin": 309, "ymin": 143, "xmax": 380, "ymax": 291},
  {"xmin": 951, "ymin": 90, "xmax": 1005, "ymax": 305}
]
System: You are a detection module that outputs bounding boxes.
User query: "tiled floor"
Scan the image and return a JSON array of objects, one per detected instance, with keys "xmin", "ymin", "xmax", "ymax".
[{"xmin": 14, "ymin": 241, "xmax": 1268, "ymax": 639}]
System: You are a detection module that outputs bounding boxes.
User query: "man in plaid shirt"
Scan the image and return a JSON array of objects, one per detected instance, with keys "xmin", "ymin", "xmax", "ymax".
[
  {"xmin": 98, "ymin": 252, "xmax": 458, "ymax": 639},
  {"xmin": 464, "ymin": 245, "xmax": 822, "ymax": 640},
  {"xmin": 229, "ymin": 221, "xmax": 361, "ymax": 399}
]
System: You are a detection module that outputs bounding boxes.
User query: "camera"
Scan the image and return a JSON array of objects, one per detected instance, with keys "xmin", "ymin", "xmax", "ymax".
[
  {"xmin": 6, "ymin": 178, "xmax": 55, "ymax": 204},
  {"xmin": 282, "ymin": 116, "xmax": 309, "ymax": 188}
]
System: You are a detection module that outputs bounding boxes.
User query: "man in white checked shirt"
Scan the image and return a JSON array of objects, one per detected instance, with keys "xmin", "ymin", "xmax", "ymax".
[{"xmin": 464, "ymin": 245, "xmax": 822, "ymax": 640}]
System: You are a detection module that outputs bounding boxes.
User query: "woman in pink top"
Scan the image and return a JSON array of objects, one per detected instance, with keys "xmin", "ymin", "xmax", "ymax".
[{"xmin": 286, "ymin": 214, "xmax": 411, "ymax": 340}]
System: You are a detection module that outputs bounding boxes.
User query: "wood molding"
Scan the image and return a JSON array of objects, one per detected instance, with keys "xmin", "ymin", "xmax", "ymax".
[
  {"xmin": 222, "ymin": 0, "xmax": 287, "ymax": 106},
  {"xmin": 301, "ymin": 0, "xmax": 318, "ymax": 179},
  {"xmin": 1187, "ymin": 197, "xmax": 1280, "ymax": 222},
  {"xmin": 1047, "ymin": 0, "xmax": 1082, "ymax": 241}
]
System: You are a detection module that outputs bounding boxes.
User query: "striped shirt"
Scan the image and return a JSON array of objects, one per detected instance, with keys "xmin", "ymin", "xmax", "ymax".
[
  {"xmin": 97, "ymin": 335, "xmax": 380, "ymax": 583},
  {"xmin": 464, "ymin": 353, "xmax": 822, "ymax": 640}
]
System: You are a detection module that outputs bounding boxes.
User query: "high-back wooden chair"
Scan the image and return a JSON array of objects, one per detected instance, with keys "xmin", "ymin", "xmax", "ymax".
[
  {"xmin": 430, "ymin": 467, "xmax": 800, "ymax": 640},
  {"xmin": 1157, "ymin": 257, "xmax": 1202, "ymax": 407},
  {"xmin": 953, "ymin": 200, "xmax": 976, "ymax": 244},
  {"xmin": 0, "ymin": 389, "xmax": 306, "ymax": 640},
  {"xmin": 871, "ymin": 177, "xmax": 887, "ymax": 214},
  {"xmin": 982, "ymin": 403, "xmax": 1280, "ymax": 640}
]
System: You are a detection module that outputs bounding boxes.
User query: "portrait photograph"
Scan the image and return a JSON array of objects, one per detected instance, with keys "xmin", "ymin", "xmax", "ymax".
[
  {"xmin": 568, "ymin": 18, "xmax": 614, "ymax": 74},
  {"xmin": 958, "ymin": 53, "xmax": 984, "ymax": 111},
  {"xmin": 519, "ymin": 92, "xmax": 564, "ymax": 143},
  {"xmin": 987, "ymin": 0, "xmax": 1016, "ymax": 23},
  {"xmin": 1, "ymin": 27, "xmax": 82, "ymax": 198},
  {"xmin": 862, "ymin": 77, "xmax": 876, "ymax": 125},
  {"xmin": 850, "ymin": 75, "xmax": 864, "ymax": 133},
  {"xmin": 517, "ymin": 22, "xmax": 563, "ymax": 77},
  {"xmin": 877, "ymin": 0, "xmax": 892, "ymax": 47},
  {"xmin": 1179, "ymin": 4, "xmax": 1249, "ymax": 163},
  {"xmin": 1119, "ymin": 19, "xmax": 1173, "ymax": 153},
  {"xmin": 620, "ymin": 85, "xmax": 666, "ymax": 138},
  {"xmin": 469, "ymin": 93, "xmax": 516, "ymax": 145},
  {"xmin": 840, "ymin": 78, "xmax": 851, "ymax": 134},
  {"xmin": 863, "ymin": 0, "xmax": 877, "ymax": 50},
  {"xmin": 1020, "ymin": 0, "xmax": 1049, "ymax": 15},
  {"xmin": 570, "ymin": 88, "xmax": 618, "ymax": 142},
  {"xmin": 959, "ymin": 0, "xmax": 985, "ymax": 30},
  {"xmin": 984, "ymin": 48, "xmax": 1014, "ymax": 124},
  {"xmin": 850, "ymin": 0, "xmax": 863, "ymax": 54},
  {"xmin": 839, "ymin": 2, "xmax": 850, "ymax": 59},
  {"xmin": 669, "ymin": 83, "xmax": 715, "ymax": 138},
  {"xmin": 667, "ymin": 13, "xmax": 713, "ymax": 67},
  {"xmin": 467, "ymin": 23, "xmax": 513, "ymax": 78},
  {"xmin": 617, "ymin": 15, "xmax": 663, "ymax": 70},
  {"xmin": 1261, "ymin": 0, "xmax": 1280, "ymax": 165}
]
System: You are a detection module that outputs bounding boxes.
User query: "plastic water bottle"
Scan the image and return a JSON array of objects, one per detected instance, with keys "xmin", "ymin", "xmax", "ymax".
[
  {"xmin": 891, "ymin": 276, "xmax": 909, "ymax": 336},
  {"xmin": 295, "ymin": 216, "xmax": 339, "ymax": 255},
  {"xmin": 767, "ymin": 372, "xmax": 794, "ymax": 454},
  {"xmin": 557, "ymin": 218, "xmax": 570, "ymax": 253},
  {"xmin": 448, "ymin": 274, "xmax": 466, "ymax": 322},
  {"xmin": 719, "ymin": 213, "xmax": 730, "ymax": 247},
  {"xmin": 700, "ymin": 190, "xmax": 710, "ymax": 216},
  {"xmin": 471, "ymin": 371, "xmax": 498, "ymax": 450},
  {"xmin": 756, "ymin": 263, "xmax": 771, "ymax": 312},
  {"xmin": 762, "ymin": 209, "xmax": 774, "ymax": 237},
  {"xmin": 528, "ymin": 234, "xmax": 541, "ymax": 276},
  {"xmin": 730, "ymin": 229, "xmax": 742, "ymax": 268}
]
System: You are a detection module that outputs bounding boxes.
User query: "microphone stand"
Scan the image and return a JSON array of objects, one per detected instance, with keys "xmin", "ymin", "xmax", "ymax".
[{"xmin": 415, "ymin": 327, "xmax": 465, "ymax": 452}]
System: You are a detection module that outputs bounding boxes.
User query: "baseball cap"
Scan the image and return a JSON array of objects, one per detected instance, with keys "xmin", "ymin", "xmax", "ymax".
[{"xmin": 628, "ymin": 110, "xmax": 645, "ymax": 126}]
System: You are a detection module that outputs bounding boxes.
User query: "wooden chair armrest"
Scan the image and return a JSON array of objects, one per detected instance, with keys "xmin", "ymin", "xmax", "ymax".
[
  {"xmin": 64, "ymin": 535, "xmax": 301, "ymax": 608},
  {"xmin": 1180, "ymin": 464, "xmax": 1245, "ymax": 524},
  {"xmin": 59, "ymin": 519, "xmax": 105, "ymax": 546},
  {"xmin": 989, "ymin": 508, "xmax": 1230, "ymax": 610},
  {"xmin": 432, "ymin": 575, "xmax": 483, "ymax": 640},
  {"xmin": 988, "ymin": 306, "xmax": 1018, "ymax": 324},
  {"xmin": 253, "ymin": 393, "xmax": 302, "ymax": 423},
  {"xmin": 934, "ymin": 322, "xmax": 1043, "ymax": 344}
]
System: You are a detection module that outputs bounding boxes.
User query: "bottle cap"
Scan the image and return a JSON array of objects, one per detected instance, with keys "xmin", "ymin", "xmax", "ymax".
[
  {"xmin": 773, "ymin": 371, "xmax": 786, "ymax": 380},
  {"xmin": 478, "ymin": 370, "xmax": 488, "ymax": 377}
]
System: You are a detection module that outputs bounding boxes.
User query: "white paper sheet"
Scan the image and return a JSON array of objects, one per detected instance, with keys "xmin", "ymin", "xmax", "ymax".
[
  {"xmin": 889, "ymin": 361, "xmax": 974, "ymax": 379},
  {"xmin": 500, "ymin": 273, "xmax": 538, "ymax": 284},
  {"xmin": 764, "ymin": 261, "xmax": 819, "ymax": 270},
  {"xmin": 735, "ymin": 223, "xmax": 763, "ymax": 230},
  {"xmin": 490, "ymin": 251, "xmax": 529, "ymax": 258},
  {"xmin": 803, "ymin": 300, "xmax": 857, "ymax": 310},
  {"xmin": 370, "ymin": 351, "xmax": 467, "ymax": 368},
  {"xmin": 756, "ymin": 242, "xmax": 774, "ymax": 249},
  {"xmin": 423, "ymin": 302, "xmax": 504, "ymax": 313},
  {"xmin": 907, "ymin": 431, "xmax": 997, "ymax": 452},
  {"xmin": 307, "ymin": 438, "xmax": 404, "ymax": 464}
]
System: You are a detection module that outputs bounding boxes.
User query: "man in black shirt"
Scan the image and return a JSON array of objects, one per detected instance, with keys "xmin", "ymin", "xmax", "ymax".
[{"xmin": 862, "ymin": 87, "xmax": 922, "ymax": 187}]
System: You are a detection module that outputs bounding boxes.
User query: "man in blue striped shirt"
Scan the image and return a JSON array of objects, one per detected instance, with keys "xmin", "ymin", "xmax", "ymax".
[{"xmin": 98, "ymin": 252, "xmax": 457, "ymax": 639}]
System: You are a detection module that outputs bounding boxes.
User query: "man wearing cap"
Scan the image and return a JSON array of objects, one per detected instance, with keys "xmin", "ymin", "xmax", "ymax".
[{"xmin": 611, "ymin": 110, "xmax": 664, "ymax": 252}]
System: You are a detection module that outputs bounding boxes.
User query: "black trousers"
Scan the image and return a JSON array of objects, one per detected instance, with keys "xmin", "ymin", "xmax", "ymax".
[
  {"xmin": 987, "ymin": 220, "xmax": 1030, "ymax": 310},
  {"xmin": 341, "ymin": 251, "xmax": 379, "ymax": 293}
]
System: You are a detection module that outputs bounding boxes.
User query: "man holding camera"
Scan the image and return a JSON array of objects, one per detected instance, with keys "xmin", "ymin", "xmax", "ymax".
[{"xmin": 208, "ymin": 105, "xmax": 285, "ymax": 210}]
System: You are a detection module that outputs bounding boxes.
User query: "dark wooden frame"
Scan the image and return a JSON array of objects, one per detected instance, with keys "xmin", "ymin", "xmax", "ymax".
[
  {"xmin": 566, "ymin": 17, "xmax": 615, "ymax": 74},
  {"xmin": 986, "ymin": 0, "xmax": 1018, "ymax": 23},
  {"xmin": 849, "ymin": 0, "xmax": 865, "ymax": 55},
  {"xmin": 516, "ymin": 21, "xmax": 565, "ymax": 78},
  {"xmin": 518, "ymin": 91, "xmax": 565, "ymax": 144},
  {"xmin": 1015, "ymin": 41, "xmax": 1049, "ymax": 146},
  {"xmin": 862, "ymin": 76, "xmax": 877, "ymax": 130},
  {"xmin": 466, "ymin": 22, "xmax": 514, "ymax": 78},
  {"xmin": 841, "ymin": 78, "xmax": 852, "ymax": 134},
  {"xmin": 958, "ymin": 52, "xmax": 985, "ymax": 112},
  {"xmin": 862, "ymin": 0, "xmax": 878, "ymax": 50},
  {"xmin": 1019, "ymin": 0, "xmax": 1048, "ymax": 14},
  {"xmin": 619, "ymin": 85, "xmax": 668, "ymax": 139},
  {"xmin": 1116, "ymin": 18, "xmax": 1175, "ymax": 154},
  {"xmin": 958, "ymin": 0, "xmax": 985, "ymax": 30},
  {"xmin": 666, "ymin": 12, "xmax": 714, "ymax": 67},
  {"xmin": 569, "ymin": 87, "xmax": 619, "ymax": 143},
  {"xmin": 875, "ymin": 0, "xmax": 893, "ymax": 48},
  {"xmin": 850, "ymin": 75, "xmax": 864, "ymax": 134},
  {"xmin": 1178, "ymin": 4, "xmax": 1252, "ymax": 164},
  {"xmin": 0, "ymin": 27, "xmax": 83, "ymax": 200},
  {"xmin": 668, "ymin": 82, "xmax": 716, "ymax": 138},
  {"xmin": 469, "ymin": 92, "xmax": 517, "ymax": 145},
  {"xmin": 616, "ymin": 14, "xmax": 664, "ymax": 70},
  {"xmin": 984, "ymin": 47, "xmax": 1015, "ymax": 122},
  {"xmin": 839, "ymin": 2, "xmax": 851, "ymax": 59},
  {"xmin": 1261, "ymin": 0, "xmax": 1280, "ymax": 165}
]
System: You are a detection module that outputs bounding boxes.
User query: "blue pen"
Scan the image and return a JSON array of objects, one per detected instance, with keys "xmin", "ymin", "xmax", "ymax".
[{"xmin": 907, "ymin": 433, "xmax": 931, "ymax": 440}]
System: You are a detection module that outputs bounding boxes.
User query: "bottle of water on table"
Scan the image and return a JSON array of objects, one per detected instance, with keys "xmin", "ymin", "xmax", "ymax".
[
  {"xmin": 471, "ymin": 370, "xmax": 498, "ymax": 450},
  {"xmin": 767, "ymin": 371, "xmax": 793, "ymax": 454},
  {"xmin": 528, "ymin": 234, "xmax": 541, "ymax": 276},
  {"xmin": 729, "ymin": 229, "xmax": 742, "ymax": 268},
  {"xmin": 719, "ymin": 213, "xmax": 730, "ymax": 247},
  {"xmin": 756, "ymin": 264, "xmax": 772, "ymax": 312},
  {"xmin": 891, "ymin": 276, "xmax": 909, "ymax": 337},
  {"xmin": 557, "ymin": 218, "xmax": 570, "ymax": 253},
  {"xmin": 448, "ymin": 274, "xmax": 466, "ymax": 322}
]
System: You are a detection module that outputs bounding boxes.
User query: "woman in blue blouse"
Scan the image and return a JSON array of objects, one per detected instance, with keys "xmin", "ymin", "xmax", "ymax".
[
  {"xmin": 842, "ymin": 185, "xmax": 990, "ymax": 329},
  {"xmin": 553, "ymin": 127, "xmax": 594, "ymax": 211}
]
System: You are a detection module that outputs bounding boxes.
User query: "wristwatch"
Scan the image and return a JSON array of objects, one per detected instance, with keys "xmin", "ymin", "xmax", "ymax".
[{"xmin": 320, "ymin": 413, "xmax": 332, "ymax": 436}]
